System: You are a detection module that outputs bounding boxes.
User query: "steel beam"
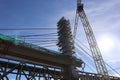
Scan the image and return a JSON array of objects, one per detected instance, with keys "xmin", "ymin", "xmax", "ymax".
[{"xmin": 0, "ymin": 58, "xmax": 63, "ymax": 80}]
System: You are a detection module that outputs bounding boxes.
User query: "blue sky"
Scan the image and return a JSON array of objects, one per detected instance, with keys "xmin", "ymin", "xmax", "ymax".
[{"xmin": 0, "ymin": 0, "xmax": 120, "ymax": 77}]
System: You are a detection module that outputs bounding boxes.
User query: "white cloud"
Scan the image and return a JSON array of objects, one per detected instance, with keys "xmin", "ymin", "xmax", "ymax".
[
  {"xmin": 57, "ymin": 0, "xmax": 120, "ymax": 34},
  {"xmin": 86, "ymin": 0, "xmax": 120, "ymax": 17},
  {"xmin": 62, "ymin": 10, "xmax": 75, "ymax": 21},
  {"xmin": 84, "ymin": 0, "xmax": 120, "ymax": 32}
]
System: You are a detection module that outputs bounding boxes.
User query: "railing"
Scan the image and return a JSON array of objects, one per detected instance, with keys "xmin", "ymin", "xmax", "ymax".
[{"xmin": 77, "ymin": 71, "xmax": 120, "ymax": 80}]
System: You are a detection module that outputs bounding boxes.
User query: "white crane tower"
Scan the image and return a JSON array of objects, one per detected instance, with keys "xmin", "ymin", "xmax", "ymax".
[{"xmin": 73, "ymin": 0, "xmax": 109, "ymax": 79}]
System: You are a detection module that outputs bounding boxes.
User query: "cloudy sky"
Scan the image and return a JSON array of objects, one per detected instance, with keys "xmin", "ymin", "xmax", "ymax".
[{"xmin": 0, "ymin": 0, "xmax": 120, "ymax": 76}]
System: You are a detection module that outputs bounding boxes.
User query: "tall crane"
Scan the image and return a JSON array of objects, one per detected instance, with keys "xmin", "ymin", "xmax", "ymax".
[{"xmin": 73, "ymin": 0, "xmax": 109, "ymax": 78}]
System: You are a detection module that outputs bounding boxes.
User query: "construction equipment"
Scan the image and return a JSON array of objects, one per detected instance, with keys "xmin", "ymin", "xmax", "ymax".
[
  {"xmin": 57, "ymin": 17, "xmax": 80, "ymax": 80},
  {"xmin": 73, "ymin": 0, "xmax": 109, "ymax": 79}
]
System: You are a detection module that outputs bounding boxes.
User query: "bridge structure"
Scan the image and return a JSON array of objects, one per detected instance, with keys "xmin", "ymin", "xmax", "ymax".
[
  {"xmin": 0, "ymin": 0, "xmax": 120, "ymax": 80},
  {"xmin": 0, "ymin": 28, "xmax": 120, "ymax": 80}
]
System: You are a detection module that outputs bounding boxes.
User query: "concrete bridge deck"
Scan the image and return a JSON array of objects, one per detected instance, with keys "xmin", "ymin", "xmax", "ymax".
[{"xmin": 0, "ymin": 34, "xmax": 82, "ymax": 67}]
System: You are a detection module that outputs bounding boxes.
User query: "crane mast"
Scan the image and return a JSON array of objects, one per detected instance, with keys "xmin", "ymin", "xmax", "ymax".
[{"xmin": 74, "ymin": 0, "xmax": 109, "ymax": 77}]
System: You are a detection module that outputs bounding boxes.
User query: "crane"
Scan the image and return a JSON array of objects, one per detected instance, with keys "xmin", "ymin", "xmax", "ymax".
[{"xmin": 73, "ymin": 0, "xmax": 109, "ymax": 79}]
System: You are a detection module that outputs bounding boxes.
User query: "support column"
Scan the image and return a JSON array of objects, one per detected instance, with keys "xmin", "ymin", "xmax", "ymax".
[{"xmin": 57, "ymin": 17, "xmax": 78, "ymax": 80}]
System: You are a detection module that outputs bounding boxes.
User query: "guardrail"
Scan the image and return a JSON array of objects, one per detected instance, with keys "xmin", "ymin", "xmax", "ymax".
[{"xmin": 77, "ymin": 71, "xmax": 120, "ymax": 80}]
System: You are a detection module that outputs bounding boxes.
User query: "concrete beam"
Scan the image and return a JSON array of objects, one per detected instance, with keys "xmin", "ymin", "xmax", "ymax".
[{"xmin": 0, "ymin": 40, "xmax": 82, "ymax": 67}]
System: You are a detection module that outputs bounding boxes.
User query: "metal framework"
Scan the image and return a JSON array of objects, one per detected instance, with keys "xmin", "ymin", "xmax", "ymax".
[
  {"xmin": 73, "ymin": 0, "xmax": 109, "ymax": 78},
  {"xmin": 0, "ymin": 58, "xmax": 120, "ymax": 80},
  {"xmin": 78, "ymin": 71, "xmax": 120, "ymax": 80},
  {"xmin": 0, "ymin": 58, "xmax": 63, "ymax": 80}
]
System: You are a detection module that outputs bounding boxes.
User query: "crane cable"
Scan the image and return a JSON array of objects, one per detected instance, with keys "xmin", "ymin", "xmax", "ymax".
[
  {"xmin": 75, "ymin": 47, "xmax": 95, "ymax": 72},
  {"xmin": 75, "ymin": 41, "xmax": 114, "ymax": 76},
  {"xmin": 0, "ymin": 27, "xmax": 57, "ymax": 30},
  {"xmin": 75, "ymin": 38, "xmax": 120, "ymax": 76},
  {"xmin": 18, "ymin": 33, "xmax": 57, "ymax": 37}
]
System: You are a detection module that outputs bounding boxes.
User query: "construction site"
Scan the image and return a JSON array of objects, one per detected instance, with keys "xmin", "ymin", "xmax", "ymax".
[{"xmin": 0, "ymin": 0, "xmax": 120, "ymax": 80}]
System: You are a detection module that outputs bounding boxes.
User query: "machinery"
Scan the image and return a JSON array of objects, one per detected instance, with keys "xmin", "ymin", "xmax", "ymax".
[{"xmin": 73, "ymin": 0, "xmax": 109, "ymax": 79}]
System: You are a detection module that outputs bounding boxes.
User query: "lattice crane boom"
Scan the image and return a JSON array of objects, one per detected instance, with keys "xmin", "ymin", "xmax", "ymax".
[{"xmin": 74, "ymin": 0, "xmax": 109, "ymax": 77}]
